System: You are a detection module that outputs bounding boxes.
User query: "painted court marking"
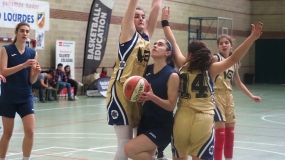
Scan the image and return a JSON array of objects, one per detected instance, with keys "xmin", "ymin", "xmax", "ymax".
[
  {"xmin": 34, "ymin": 104, "xmax": 105, "ymax": 112},
  {"xmin": 235, "ymin": 147, "xmax": 285, "ymax": 156},
  {"xmin": 261, "ymin": 114, "xmax": 285, "ymax": 125}
]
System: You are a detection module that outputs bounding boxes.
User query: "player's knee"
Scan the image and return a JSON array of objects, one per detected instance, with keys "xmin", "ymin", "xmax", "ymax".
[
  {"xmin": 123, "ymin": 140, "xmax": 133, "ymax": 158},
  {"xmin": 24, "ymin": 128, "xmax": 34, "ymax": 139},
  {"xmin": 2, "ymin": 130, "xmax": 13, "ymax": 139}
]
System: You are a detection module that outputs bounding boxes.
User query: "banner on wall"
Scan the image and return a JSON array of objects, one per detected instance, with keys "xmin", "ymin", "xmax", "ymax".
[
  {"xmin": 96, "ymin": 77, "xmax": 110, "ymax": 97},
  {"xmin": 55, "ymin": 40, "xmax": 75, "ymax": 78},
  {"xmin": 35, "ymin": 30, "xmax": 45, "ymax": 50},
  {"xmin": 0, "ymin": 0, "xmax": 50, "ymax": 30},
  {"xmin": 82, "ymin": 0, "xmax": 115, "ymax": 76}
]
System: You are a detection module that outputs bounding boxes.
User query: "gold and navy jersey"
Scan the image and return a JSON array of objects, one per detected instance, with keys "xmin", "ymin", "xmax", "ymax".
[
  {"xmin": 177, "ymin": 63, "xmax": 215, "ymax": 114},
  {"xmin": 106, "ymin": 31, "xmax": 150, "ymax": 126},
  {"xmin": 214, "ymin": 53, "xmax": 237, "ymax": 93},
  {"xmin": 109, "ymin": 31, "xmax": 150, "ymax": 88}
]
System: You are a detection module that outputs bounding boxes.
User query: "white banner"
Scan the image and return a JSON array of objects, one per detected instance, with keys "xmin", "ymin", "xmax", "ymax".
[
  {"xmin": 0, "ymin": 0, "xmax": 50, "ymax": 30},
  {"xmin": 35, "ymin": 30, "xmax": 45, "ymax": 50},
  {"xmin": 56, "ymin": 40, "xmax": 75, "ymax": 79}
]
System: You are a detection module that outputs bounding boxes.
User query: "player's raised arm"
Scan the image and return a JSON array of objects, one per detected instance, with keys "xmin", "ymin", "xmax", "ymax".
[
  {"xmin": 145, "ymin": 0, "xmax": 162, "ymax": 38},
  {"xmin": 161, "ymin": 7, "xmax": 186, "ymax": 68},
  {"xmin": 119, "ymin": 0, "xmax": 139, "ymax": 44},
  {"xmin": 210, "ymin": 22, "xmax": 263, "ymax": 79}
]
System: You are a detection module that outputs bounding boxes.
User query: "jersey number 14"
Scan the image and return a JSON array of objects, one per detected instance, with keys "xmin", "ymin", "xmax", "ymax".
[{"xmin": 180, "ymin": 73, "xmax": 208, "ymax": 99}]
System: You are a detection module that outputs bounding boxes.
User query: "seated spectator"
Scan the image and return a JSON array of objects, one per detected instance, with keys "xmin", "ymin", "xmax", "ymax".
[
  {"xmin": 64, "ymin": 65, "xmax": 79, "ymax": 100},
  {"xmin": 94, "ymin": 69, "xmax": 100, "ymax": 80},
  {"xmin": 100, "ymin": 67, "xmax": 107, "ymax": 78},
  {"xmin": 32, "ymin": 72, "xmax": 53, "ymax": 102},
  {"xmin": 49, "ymin": 63, "xmax": 75, "ymax": 101}
]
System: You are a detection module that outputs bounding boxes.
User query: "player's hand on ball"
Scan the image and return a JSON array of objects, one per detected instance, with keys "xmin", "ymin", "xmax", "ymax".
[{"xmin": 137, "ymin": 85, "xmax": 153, "ymax": 102}]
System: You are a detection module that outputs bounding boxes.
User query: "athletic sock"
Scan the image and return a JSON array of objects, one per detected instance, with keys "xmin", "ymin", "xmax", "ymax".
[
  {"xmin": 214, "ymin": 128, "xmax": 225, "ymax": 160},
  {"xmin": 224, "ymin": 127, "xmax": 234, "ymax": 159}
]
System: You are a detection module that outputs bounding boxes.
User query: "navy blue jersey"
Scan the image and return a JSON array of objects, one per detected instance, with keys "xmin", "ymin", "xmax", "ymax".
[
  {"xmin": 142, "ymin": 64, "xmax": 176, "ymax": 124},
  {"xmin": 0, "ymin": 44, "xmax": 36, "ymax": 103}
]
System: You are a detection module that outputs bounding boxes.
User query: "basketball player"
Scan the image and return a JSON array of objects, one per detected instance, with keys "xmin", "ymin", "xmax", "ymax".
[
  {"xmin": 124, "ymin": 38, "xmax": 179, "ymax": 160},
  {"xmin": 161, "ymin": 7, "xmax": 263, "ymax": 160},
  {"xmin": 0, "ymin": 22, "xmax": 41, "ymax": 160},
  {"xmin": 106, "ymin": 0, "xmax": 162, "ymax": 160},
  {"xmin": 213, "ymin": 35, "xmax": 261, "ymax": 160}
]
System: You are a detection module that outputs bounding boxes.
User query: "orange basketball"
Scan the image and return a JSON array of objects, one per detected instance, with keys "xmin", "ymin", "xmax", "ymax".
[{"xmin": 123, "ymin": 76, "xmax": 150, "ymax": 102}]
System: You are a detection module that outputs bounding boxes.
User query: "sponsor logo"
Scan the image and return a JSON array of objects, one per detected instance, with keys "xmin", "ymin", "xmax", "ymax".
[{"xmin": 36, "ymin": 12, "xmax": 45, "ymax": 28}]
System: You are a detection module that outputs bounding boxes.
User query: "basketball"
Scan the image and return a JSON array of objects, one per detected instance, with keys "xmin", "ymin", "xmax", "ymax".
[{"xmin": 123, "ymin": 76, "xmax": 150, "ymax": 102}]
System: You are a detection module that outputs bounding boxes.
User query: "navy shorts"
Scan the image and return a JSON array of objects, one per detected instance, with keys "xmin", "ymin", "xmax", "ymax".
[
  {"xmin": 0, "ymin": 101, "xmax": 34, "ymax": 118},
  {"xmin": 137, "ymin": 118, "xmax": 172, "ymax": 150}
]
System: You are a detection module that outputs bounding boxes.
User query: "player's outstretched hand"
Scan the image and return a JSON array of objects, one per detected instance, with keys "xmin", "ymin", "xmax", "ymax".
[
  {"xmin": 251, "ymin": 95, "xmax": 261, "ymax": 103},
  {"xmin": 250, "ymin": 22, "xmax": 263, "ymax": 40},
  {"xmin": 161, "ymin": 7, "xmax": 170, "ymax": 21}
]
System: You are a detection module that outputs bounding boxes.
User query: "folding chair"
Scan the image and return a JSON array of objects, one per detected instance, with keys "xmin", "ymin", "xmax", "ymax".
[{"xmin": 46, "ymin": 81, "xmax": 60, "ymax": 102}]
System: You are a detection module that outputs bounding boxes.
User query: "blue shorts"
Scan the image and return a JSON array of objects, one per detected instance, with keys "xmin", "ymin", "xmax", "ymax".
[
  {"xmin": 137, "ymin": 118, "xmax": 173, "ymax": 150},
  {"xmin": 0, "ymin": 101, "xmax": 34, "ymax": 118}
]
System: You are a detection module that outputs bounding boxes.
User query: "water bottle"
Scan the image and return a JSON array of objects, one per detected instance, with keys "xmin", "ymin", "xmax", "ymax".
[{"xmin": 33, "ymin": 93, "xmax": 38, "ymax": 103}]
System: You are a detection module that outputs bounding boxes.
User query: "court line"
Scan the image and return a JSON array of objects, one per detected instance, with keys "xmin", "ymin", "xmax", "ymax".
[
  {"xmin": 262, "ymin": 99, "xmax": 285, "ymax": 102},
  {"xmin": 235, "ymin": 141, "xmax": 285, "ymax": 147},
  {"xmin": 10, "ymin": 137, "xmax": 117, "ymax": 139},
  {"xmin": 237, "ymin": 114, "xmax": 264, "ymax": 117},
  {"xmin": 13, "ymin": 118, "xmax": 106, "ymax": 132},
  {"xmin": 235, "ymin": 147, "xmax": 285, "ymax": 156},
  {"xmin": 11, "ymin": 133, "xmax": 116, "ymax": 135},
  {"xmin": 34, "ymin": 104, "xmax": 105, "ymax": 112},
  {"xmin": 236, "ymin": 124, "xmax": 285, "ymax": 130},
  {"xmin": 235, "ymin": 132, "xmax": 285, "ymax": 139},
  {"xmin": 261, "ymin": 114, "xmax": 285, "ymax": 125},
  {"xmin": 6, "ymin": 147, "xmax": 54, "ymax": 157},
  {"xmin": 90, "ymin": 150, "xmax": 116, "ymax": 154},
  {"xmin": 53, "ymin": 146, "xmax": 84, "ymax": 151},
  {"xmin": 10, "ymin": 150, "xmax": 87, "ymax": 160},
  {"xmin": 89, "ymin": 146, "xmax": 117, "ymax": 150},
  {"xmin": 83, "ymin": 113, "xmax": 107, "ymax": 116},
  {"xmin": 245, "ymin": 106, "xmax": 285, "ymax": 114}
]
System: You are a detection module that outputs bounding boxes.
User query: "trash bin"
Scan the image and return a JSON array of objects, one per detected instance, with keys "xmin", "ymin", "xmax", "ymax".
[{"xmin": 244, "ymin": 73, "xmax": 254, "ymax": 84}]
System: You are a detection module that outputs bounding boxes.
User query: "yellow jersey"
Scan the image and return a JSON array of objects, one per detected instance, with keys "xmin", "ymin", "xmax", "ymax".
[
  {"xmin": 214, "ymin": 53, "xmax": 237, "ymax": 93},
  {"xmin": 177, "ymin": 63, "xmax": 215, "ymax": 114}
]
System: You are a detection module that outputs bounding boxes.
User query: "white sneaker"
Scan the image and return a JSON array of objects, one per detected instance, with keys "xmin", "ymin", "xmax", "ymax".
[
  {"xmin": 78, "ymin": 82, "xmax": 83, "ymax": 86},
  {"xmin": 74, "ymin": 96, "xmax": 78, "ymax": 100}
]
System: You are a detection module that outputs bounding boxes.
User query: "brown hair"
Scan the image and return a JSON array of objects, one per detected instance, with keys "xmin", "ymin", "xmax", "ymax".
[
  {"xmin": 12, "ymin": 22, "xmax": 30, "ymax": 44},
  {"xmin": 136, "ymin": 6, "xmax": 145, "ymax": 13},
  {"xmin": 188, "ymin": 40, "xmax": 208, "ymax": 54},
  {"xmin": 187, "ymin": 41, "xmax": 212, "ymax": 73},
  {"xmin": 217, "ymin": 34, "xmax": 234, "ymax": 55},
  {"xmin": 217, "ymin": 34, "xmax": 233, "ymax": 46}
]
